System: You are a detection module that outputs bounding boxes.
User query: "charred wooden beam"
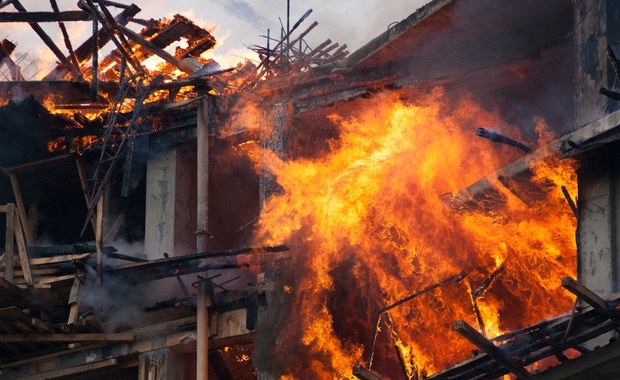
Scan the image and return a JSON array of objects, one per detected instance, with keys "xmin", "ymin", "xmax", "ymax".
[
  {"xmin": 116, "ymin": 23, "xmax": 183, "ymax": 71},
  {"xmin": 367, "ymin": 271, "xmax": 469, "ymax": 369},
  {"xmin": 353, "ymin": 365, "xmax": 383, "ymax": 380},
  {"xmin": 10, "ymin": 0, "xmax": 79, "ymax": 77},
  {"xmin": 0, "ymin": 10, "xmax": 91, "ymax": 22},
  {"xmin": 560, "ymin": 185, "xmax": 578, "ymax": 217},
  {"xmin": 599, "ymin": 86, "xmax": 620, "ymax": 101},
  {"xmin": 3, "ymin": 204, "xmax": 15, "ymax": 283},
  {"xmin": 475, "ymin": 128, "xmax": 532, "ymax": 153},
  {"xmin": 607, "ymin": 45, "xmax": 620, "ymax": 80},
  {"xmin": 0, "ymin": 333, "xmax": 135, "ymax": 342},
  {"xmin": 454, "ymin": 320, "xmax": 530, "ymax": 379},
  {"xmin": 43, "ymin": 3, "xmax": 140, "ymax": 80},
  {"xmin": 79, "ymin": 0, "xmax": 144, "ymax": 77},
  {"xmin": 562, "ymin": 277, "xmax": 619, "ymax": 321},
  {"xmin": 50, "ymin": 0, "xmax": 80, "ymax": 71}
]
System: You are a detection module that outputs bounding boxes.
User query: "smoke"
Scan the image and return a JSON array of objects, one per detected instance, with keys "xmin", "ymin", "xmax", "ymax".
[{"xmin": 211, "ymin": 0, "xmax": 271, "ymax": 31}]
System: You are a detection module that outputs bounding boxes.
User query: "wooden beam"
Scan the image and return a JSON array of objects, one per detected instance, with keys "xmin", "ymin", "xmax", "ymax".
[
  {"xmin": 13, "ymin": 216, "xmax": 32, "ymax": 286},
  {"xmin": 116, "ymin": 23, "xmax": 183, "ymax": 71},
  {"xmin": 35, "ymin": 274, "xmax": 76, "ymax": 286},
  {"xmin": 353, "ymin": 365, "xmax": 383, "ymax": 380},
  {"xmin": 10, "ymin": 0, "xmax": 78, "ymax": 77},
  {"xmin": 67, "ymin": 274, "xmax": 81, "ymax": 325},
  {"xmin": 4, "ymin": 203, "xmax": 15, "ymax": 283},
  {"xmin": 22, "ymin": 358, "xmax": 118, "ymax": 380},
  {"xmin": 43, "ymin": 3, "xmax": 140, "ymax": 80},
  {"xmin": 28, "ymin": 253, "xmax": 91, "ymax": 266},
  {"xmin": 454, "ymin": 320, "xmax": 530, "ymax": 379},
  {"xmin": 95, "ymin": 195, "xmax": 103, "ymax": 286},
  {"xmin": 0, "ymin": 333, "xmax": 135, "ymax": 342},
  {"xmin": 0, "ymin": 10, "xmax": 90, "ymax": 22},
  {"xmin": 562, "ymin": 277, "xmax": 618, "ymax": 320},
  {"xmin": 8, "ymin": 174, "xmax": 33, "ymax": 245}
]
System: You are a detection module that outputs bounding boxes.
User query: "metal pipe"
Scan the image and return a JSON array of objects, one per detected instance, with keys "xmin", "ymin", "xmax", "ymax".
[{"xmin": 197, "ymin": 280, "xmax": 209, "ymax": 380}]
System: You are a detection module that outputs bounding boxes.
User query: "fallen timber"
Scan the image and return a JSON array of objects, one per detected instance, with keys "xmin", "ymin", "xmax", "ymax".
[{"xmin": 426, "ymin": 279, "xmax": 620, "ymax": 380}]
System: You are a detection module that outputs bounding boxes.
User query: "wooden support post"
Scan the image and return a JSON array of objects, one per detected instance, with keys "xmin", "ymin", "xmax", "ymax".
[
  {"xmin": 454, "ymin": 320, "xmax": 530, "ymax": 379},
  {"xmin": 67, "ymin": 274, "xmax": 81, "ymax": 325},
  {"xmin": 562, "ymin": 277, "xmax": 617, "ymax": 320},
  {"xmin": 95, "ymin": 195, "xmax": 103, "ymax": 287},
  {"xmin": 197, "ymin": 281, "xmax": 209, "ymax": 380},
  {"xmin": 9, "ymin": 174, "xmax": 33, "ymax": 245},
  {"xmin": 196, "ymin": 96, "xmax": 210, "ymax": 252},
  {"xmin": 13, "ymin": 215, "xmax": 32, "ymax": 286},
  {"xmin": 353, "ymin": 365, "xmax": 383, "ymax": 380},
  {"xmin": 4, "ymin": 203, "xmax": 15, "ymax": 283}
]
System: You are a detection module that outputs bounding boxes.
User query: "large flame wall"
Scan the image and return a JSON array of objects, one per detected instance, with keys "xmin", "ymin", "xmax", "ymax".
[{"xmin": 251, "ymin": 89, "xmax": 576, "ymax": 378}]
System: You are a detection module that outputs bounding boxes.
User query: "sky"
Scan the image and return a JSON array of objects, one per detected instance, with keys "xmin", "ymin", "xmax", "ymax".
[{"xmin": 0, "ymin": 0, "xmax": 429, "ymax": 79}]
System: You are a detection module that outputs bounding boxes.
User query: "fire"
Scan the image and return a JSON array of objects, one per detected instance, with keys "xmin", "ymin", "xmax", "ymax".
[{"xmin": 254, "ymin": 89, "xmax": 577, "ymax": 377}]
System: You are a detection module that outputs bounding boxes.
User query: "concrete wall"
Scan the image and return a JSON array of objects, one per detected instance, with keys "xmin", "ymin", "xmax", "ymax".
[{"xmin": 144, "ymin": 144, "xmax": 197, "ymax": 260}]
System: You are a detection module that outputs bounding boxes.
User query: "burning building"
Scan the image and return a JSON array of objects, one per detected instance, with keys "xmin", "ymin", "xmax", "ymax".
[{"xmin": 0, "ymin": 0, "xmax": 619, "ymax": 379}]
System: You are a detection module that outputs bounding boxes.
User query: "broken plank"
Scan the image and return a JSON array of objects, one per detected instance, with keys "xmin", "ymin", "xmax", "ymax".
[
  {"xmin": 116, "ymin": 23, "xmax": 183, "ymax": 71},
  {"xmin": 4, "ymin": 203, "xmax": 15, "ymax": 283},
  {"xmin": 454, "ymin": 320, "xmax": 530, "ymax": 379},
  {"xmin": 0, "ymin": 11, "xmax": 91, "ymax": 22},
  {"xmin": 35, "ymin": 274, "xmax": 76, "ymax": 286},
  {"xmin": 8, "ymin": 174, "xmax": 33, "ymax": 245},
  {"xmin": 353, "ymin": 365, "xmax": 383, "ymax": 380},
  {"xmin": 0, "ymin": 333, "xmax": 135, "ymax": 342},
  {"xmin": 29, "ymin": 253, "xmax": 91, "ymax": 266},
  {"xmin": 13, "ymin": 217, "xmax": 32, "ymax": 286},
  {"xmin": 67, "ymin": 275, "xmax": 81, "ymax": 325},
  {"xmin": 562, "ymin": 277, "xmax": 617, "ymax": 321}
]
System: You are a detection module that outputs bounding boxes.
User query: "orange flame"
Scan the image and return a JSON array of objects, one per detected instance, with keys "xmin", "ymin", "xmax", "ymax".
[{"xmin": 254, "ymin": 89, "xmax": 576, "ymax": 377}]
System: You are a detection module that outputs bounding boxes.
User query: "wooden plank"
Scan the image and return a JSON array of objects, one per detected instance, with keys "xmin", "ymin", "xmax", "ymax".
[
  {"xmin": 103, "ymin": 210, "xmax": 125, "ymax": 242},
  {"xmin": 13, "ymin": 217, "xmax": 32, "ymax": 286},
  {"xmin": 35, "ymin": 274, "xmax": 76, "ymax": 286},
  {"xmin": 8, "ymin": 174, "xmax": 33, "ymax": 245},
  {"xmin": 95, "ymin": 195, "xmax": 103, "ymax": 286},
  {"xmin": 353, "ymin": 365, "xmax": 383, "ymax": 380},
  {"xmin": 22, "ymin": 358, "xmax": 118, "ymax": 380},
  {"xmin": 454, "ymin": 320, "xmax": 530, "ymax": 379},
  {"xmin": 10, "ymin": 0, "xmax": 79, "ymax": 77},
  {"xmin": 29, "ymin": 253, "xmax": 91, "ymax": 266},
  {"xmin": 562, "ymin": 277, "xmax": 617, "ymax": 320},
  {"xmin": 67, "ymin": 275, "xmax": 81, "ymax": 325},
  {"xmin": 0, "ymin": 333, "xmax": 135, "ymax": 342},
  {"xmin": 116, "ymin": 23, "xmax": 183, "ymax": 71},
  {"xmin": 0, "ymin": 10, "xmax": 91, "ymax": 22},
  {"xmin": 4, "ymin": 203, "xmax": 15, "ymax": 283}
]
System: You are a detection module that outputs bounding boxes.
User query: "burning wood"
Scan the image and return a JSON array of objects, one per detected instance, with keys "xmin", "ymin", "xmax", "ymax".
[{"xmin": 475, "ymin": 127, "xmax": 532, "ymax": 153}]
